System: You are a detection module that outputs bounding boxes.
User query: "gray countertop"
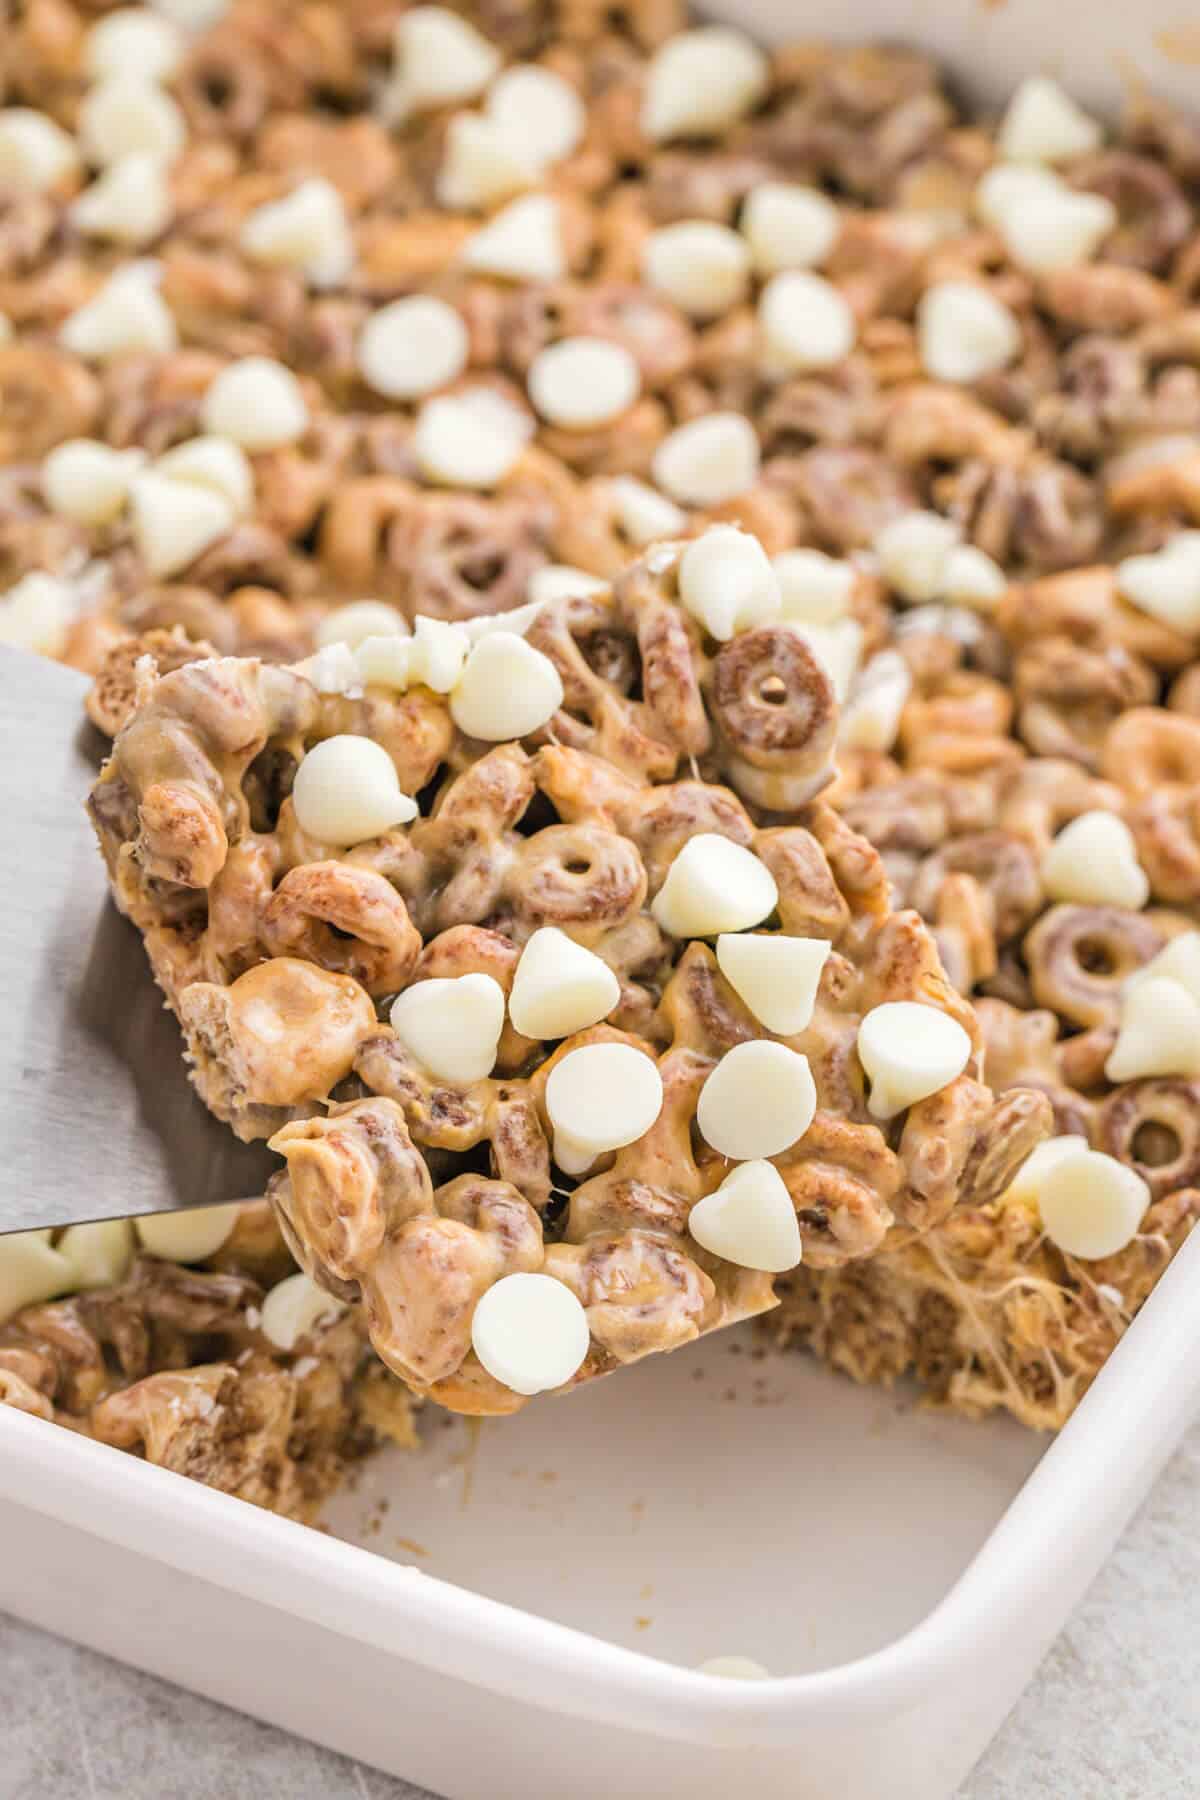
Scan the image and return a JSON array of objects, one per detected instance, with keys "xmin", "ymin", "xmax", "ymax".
[{"xmin": 3, "ymin": 1424, "xmax": 1198, "ymax": 1800}]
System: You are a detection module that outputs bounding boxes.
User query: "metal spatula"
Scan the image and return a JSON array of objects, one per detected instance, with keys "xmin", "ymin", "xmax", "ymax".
[{"xmin": 1, "ymin": 646, "xmax": 276, "ymax": 1234}]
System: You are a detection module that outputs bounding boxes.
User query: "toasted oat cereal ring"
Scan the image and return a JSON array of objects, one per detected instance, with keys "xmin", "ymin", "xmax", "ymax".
[
  {"xmin": 1101, "ymin": 707, "xmax": 1200, "ymax": 797},
  {"xmin": 910, "ymin": 832, "xmax": 1043, "ymax": 945},
  {"xmin": 708, "ymin": 624, "xmax": 838, "ymax": 810},
  {"xmin": 1025, "ymin": 903, "xmax": 1165, "ymax": 1030},
  {"xmin": 1096, "ymin": 1078, "xmax": 1200, "ymax": 1199},
  {"xmin": 1126, "ymin": 790, "xmax": 1200, "ymax": 905},
  {"xmin": 509, "ymin": 824, "xmax": 647, "ymax": 937},
  {"xmin": 260, "ymin": 861, "xmax": 421, "ymax": 996}
]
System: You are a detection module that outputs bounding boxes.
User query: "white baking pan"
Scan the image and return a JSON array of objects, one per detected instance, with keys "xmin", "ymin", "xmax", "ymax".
[{"xmin": 4, "ymin": 6, "xmax": 1200, "ymax": 1794}]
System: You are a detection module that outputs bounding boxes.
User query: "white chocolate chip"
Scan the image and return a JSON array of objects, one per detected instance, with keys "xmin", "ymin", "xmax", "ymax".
[
  {"xmin": 293, "ymin": 642, "xmax": 361, "ymax": 696},
  {"xmin": 641, "ymin": 27, "xmax": 768, "ymax": 143},
  {"xmin": 410, "ymin": 615, "xmax": 469, "ymax": 692},
  {"xmin": 0, "ymin": 108, "xmax": 80, "ymax": 195},
  {"xmin": 527, "ymin": 336, "xmax": 640, "ymax": 429},
  {"xmin": 292, "ymin": 735, "xmax": 418, "ymax": 845},
  {"xmin": 1116, "ymin": 532, "xmax": 1200, "ymax": 635},
  {"xmin": 715, "ymin": 931, "xmax": 830, "ymax": 1036},
  {"xmin": 260, "ymin": 1272, "xmax": 348, "ymax": 1351},
  {"xmin": 839, "ymin": 649, "xmax": 911, "ymax": 752},
  {"xmin": 355, "ymin": 634, "xmax": 413, "ymax": 690},
  {"xmin": 652, "ymin": 833, "xmax": 778, "ymax": 939},
  {"xmin": 42, "ymin": 440, "xmax": 144, "ymax": 526},
  {"xmin": 917, "ymin": 280, "xmax": 1021, "ymax": 384},
  {"xmin": 413, "ymin": 388, "xmax": 532, "ymax": 489},
  {"xmin": 998, "ymin": 76, "xmax": 1103, "ymax": 165},
  {"xmin": 56, "ymin": 1220, "xmax": 136, "ymax": 1291},
  {"xmin": 460, "ymin": 194, "xmax": 565, "ymax": 284},
  {"xmin": 129, "ymin": 469, "xmax": 234, "ymax": 577},
  {"xmin": 149, "ymin": 0, "xmax": 228, "ymax": 24},
  {"xmin": 642, "ymin": 221, "xmax": 751, "ymax": 320},
  {"xmin": 975, "ymin": 164, "xmax": 1115, "ymax": 273},
  {"xmin": 609, "ymin": 475, "xmax": 687, "ymax": 546},
  {"xmin": 652, "ymin": 412, "xmax": 760, "ymax": 507},
  {"xmin": 59, "ymin": 261, "xmax": 176, "ymax": 359},
  {"xmin": 450, "ymin": 631, "xmax": 563, "ymax": 740},
  {"xmin": 545, "ymin": 1041, "xmax": 663, "ymax": 1174},
  {"xmin": 687, "ymin": 1159, "xmax": 801, "ymax": 1272},
  {"xmin": 787, "ymin": 617, "xmax": 862, "ymax": 701},
  {"xmin": 0, "ymin": 1232, "xmax": 74, "ymax": 1324},
  {"xmin": 697, "ymin": 1657, "xmax": 770, "ymax": 1680},
  {"xmin": 357, "ymin": 295, "xmax": 469, "ymax": 400},
  {"xmin": 390, "ymin": 972, "xmax": 505, "ymax": 1087},
  {"xmin": 485, "ymin": 65, "xmax": 585, "ymax": 171},
  {"xmin": 79, "ymin": 78, "xmax": 185, "ymax": 166},
  {"xmin": 464, "ymin": 597, "xmax": 549, "ymax": 639},
  {"xmin": 155, "ymin": 436, "xmax": 253, "ymax": 516},
  {"xmin": 317, "ymin": 601, "xmax": 408, "ymax": 651},
  {"xmin": 857, "ymin": 1001, "xmax": 972, "ymax": 1120},
  {"xmin": 240, "ymin": 177, "xmax": 354, "ymax": 289},
  {"xmin": 874, "ymin": 510, "xmax": 961, "ymax": 602},
  {"xmin": 759, "ymin": 270, "xmax": 856, "ymax": 372},
  {"xmin": 1105, "ymin": 976, "xmax": 1200, "ymax": 1083},
  {"xmin": 773, "ymin": 548, "xmax": 856, "ymax": 624},
  {"xmin": 940, "ymin": 543, "xmax": 1008, "ymax": 610},
  {"xmin": 470, "ymin": 1271, "xmax": 590, "ymax": 1396},
  {"xmin": 741, "ymin": 182, "xmax": 839, "ymax": 274},
  {"xmin": 1126, "ymin": 931, "xmax": 1200, "ymax": 1004},
  {"xmin": 0, "ymin": 572, "xmax": 74, "ymax": 656},
  {"xmin": 71, "ymin": 152, "xmax": 173, "ymax": 245},
  {"xmin": 1037, "ymin": 1150, "xmax": 1149, "ymax": 1260},
  {"xmin": 509, "ymin": 927, "xmax": 620, "ymax": 1040},
  {"xmin": 136, "ymin": 1205, "xmax": 237, "ymax": 1263},
  {"xmin": 526, "ymin": 564, "xmax": 608, "ymax": 607},
  {"xmin": 202, "ymin": 357, "xmax": 309, "ymax": 451},
  {"xmin": 437, "ymin": 111, "xmax": 538, "ymax": 212},
  {"xmin": 86, "ymin": 8, "xmax": 184, "ymax": 82},
  {"xmin": 677, "ymin": 525, "xmax": 780, "ymax": 641},
  {"xmin": 1004, "ymin": 1134, "xmax": 1091, "ymax": 1208},
  {"xmin": 1041, "ymin": 811, "xmax": 1149, "ymax": 910},
  {"xmin": 697, "ymin": 1040, "xmax": 816, "ymax": 1161},
  {"xmin": 385, "ymin": 7, "xmax": 501, "ymax": 123}
]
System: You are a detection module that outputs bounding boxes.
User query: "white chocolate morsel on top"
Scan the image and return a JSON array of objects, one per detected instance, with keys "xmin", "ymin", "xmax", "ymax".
[
  {"xmin": 317, "ymin": 601, "xmax": 408, "ymax": 651},
  {"xmin": 357, "ymin": 295, "xmax": 469, "ymax": 401},
  {"xmin": 413, "ymin": 388, "xmax": 532, "ymax": 489},
  {"xmin": 527, "ymin": 565, "xmax": 608, "ymax": 607},
  {"xmin": 839, "ymin": 649, "xmax": 912, "ymax": 753},
  {"xmin": 128, "ymin": 469, "xmax": 235, "ymax": 578},
  {"xmin": 86, "ymin": 8, "xmax": 185, "ymax": 82},
  {"xmin": 787, "ymin": 617, "xmax": 862, "ymax": 701},
  {"xmin": 292, "ymin": 735, "xmax": 418, "ymax": 846},
  {"xmin": 741, "ymin": 182, "xmax": 839, "ymax": 274},
  {"xmin": 260, "ymin": 1271, "xmax": 348, "ymax": 1352},
  {"xmin": 677, "ymin": 525, "xmax": 781, "ymax": 641},
  {"xmin": 71, "ymin": 152, "xmax": 173, "ymax": 245},
  {"xmin": 759, "ymin": 271, "xmax": 856, "ymax": 373},
  {"xmin": 1105, "ymin": 977, "xmax": 1200, "ymax": 1083},
  {"xmin": 652, "ymin": 412, "xmax": 760, "ymax": 507},
  {"xmin": 78, "ymin": 78, "xmax": 186, "ymax": 166},
  {"xmin": 450, "ymin": 632, "xmax": 564, "ymax": 740},
  {"xmin": 0, "ymin": 108, "xmax": 80, "ymax": 194},
  {"xmin": 641, "ymin": 27, "xmax": 768, "ymax": 142},
  {"xmin": 0, "ymin": 573, "xmax": 74, "ymax": 656},
  {"xmin": 697, "ymin": 1040, "xmax": 816, "ymax": 1161},
  {"xmin": 0, "ymin": 1232, "xmax": 74, "ymax": 1324},
  {"xmin": 715, "ymin": 933, "xmax": 830, "ymax": 1037},
  {"xmin": 508, "ymin": 927, "xmax": 620, "ymax": 1040},
  {"xmin": 528, "ymin": 337, "xmax": 640, "ymax": 429},
  {"xmin": 202, "ymin": 357, "xmax": 309, "ymax": 451},
  {"xmin": 56, "ymin": 1220, "xmax": 136, "ymax": 1291},
  {"xmin": 652, "ymin": 834, "xmax": 778, "ymax": 939},
  {"xmin": 688, "ymin": 1160, "xmax": 802, "ymax": 1273},
  {"xmin": 773, "ymin": 548, "xmax": 855, "ymax": 624},
  {"xmin": 470, "ymin": 1271, "xmax": 591, "ymax": 1396},
  {"xmin": 156, "ymin": 436, "xmax": 254, "ymax": 516},
  {"xmin": 998, "ymin": 75, "xmax": 1103, "ymax": 165},
  {"xmin": 293, "ymin": 642, "xmax": 360, "ymax": 696},
  {"xmin": 465, "ymin": 598, "xmax": 549, "ymax": 639},
  {"xmin": 150, "ymin": 0, "xmax": 228, "ymax": 22},
  {"xmin": 875, "ymin": 510, "xmax": 960, "ymax": 602},
  {"xmin": 410, "ymin": 615, "xmax": 469, "ymax": 692},
  {"xmin": 975, "ymin": 164, "xmax": 1115, "ymax": 273},
  {"xmin": 437, "ymin": 112, "xmax": 538, "ymax": 212},
  {"xmin": 1116, "ymin": 532, "xmax": 1200, "ymax": 635},
  {"xmin": 940, "ymin": 543, "xmax": 1007, "ymax": 610},
  {"xmin": 642, "ymin": 222, "xmax": 751, "ymax": 320},
  {"xmin": 354, "ymin": 633, "xmax": 413, "ymax": 690},
  {"xmin": 59, "ymin": 262, "xmax": 177, "ymax": 359},
  {"xmin": 390, "ymin": 973, "xmax": 506, "ymax": 1087},
  {"xmin": 1041, "ymin": 812, "xmax": 1149, "ymax": 911},
  {"xmin": 385, "ymin": 6, "xmax": 501, "ymax": 122},
  {"xmin": 1125, "ymin": 930, "xmax": 1200, "ymax": 1002},
  {"xmin": 485, "ymin": 65, "xmax": 585, "ymax": 171},
  {"xmin": 857, "ymin": 1001, "xmax": 972, "ymax": 1120},
  {"xmin": 136, "ymin": 1204, "xmax": 238, "ymax": 1264},
  {"xmin": 461, "ymin": 195, "xmax": 565, "ymax": 284},
  {"xmin": 42, "ymin": 440, "xmax": 144, "ymax": 526},
  {"xmin": 240, "ymin": 178, "xmax": 354, "ymax": 288},
  {"xmin": 1036, "ymin": 1150, "xmax": 1150, "ymax": 1260},
  {"xmin": 544, "ymin": 1042, "xmax": 664, "ymax": 1174},
  {"xmin": 1004, "ymin": 1134, "xmax": 1091, "ymax": 1210},
  {"xmin": 697, "ymin": 1657, "xmax": 770, "ymax": 1681},
  {"xmin": 917, "ymin": 281, "xmax": 1021, "ymax": 385},
  {"xmin": 609, "ymin": 475, "xmax": 687, "ymax": 546}
]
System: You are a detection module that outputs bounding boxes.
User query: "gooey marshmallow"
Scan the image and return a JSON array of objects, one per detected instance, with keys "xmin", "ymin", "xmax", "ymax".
[
  {"xmin": 460, "ymin": 195, "xmax": 565, "ymax": 284},
  {"xmin": 998, "ymin": 76, "xmax": 1103, "ymax": 165},
  {"xmin": 357, "ymin": 295, "xmax": 468, "ymax": 400},
  {"xmin": 240, "ymin": 178, "xmax": 354, "ymax": 288},
  {"xmin": 759, "ymin": 271, "xmax": 856, "ymax": 372},
  {"xmin": 261, "ymin": 1272, "xmax": 348, "ymax": 1352},
  {"xmin": 741, "ymin": 182, "xmax": 840, "ymax": 275},
  {"xmin": 857, "ymin": 1001, "xmax": 972, "ymax": 1120},
  {"xmin": 544, "ymin": 1042, "xmax": 663, "ymax": 1174},
  {"xmin": 470, "ymin": 1271, "xmax": 590, "ymax": 1396},
  {"xmin": 652, "ymin": 834, "xmax": 778, "ymax": 939},
  {"xmin": 509, "ymin": 928, "xmax": 619, "ymax": 1041},
  {"xmin": 677, "ymin": 525, "xmax": 780, "ymax": 641},
  {"xmin": 716, "ymin": 933, "xmax": 830, "ymax": 1037},
  {"xmin": 642, "ymin": 221, "xmax": 751, "ymax": 320},
  {"xmin": 641, "ymin": 27, "xmax": 768, "ymax": 142},
  {"xmin": 1116, "ymin": 532, "xmax": 1200, "ymax": 635},
  {"xmin": 136, "ymin": 1203, "xmax": 237, "ymax": 1264},
  {"xmin": 451, "ymin": 631, "xmax": 563, "ymax": 740},
  {"xmin": 202, "ymin": 357, "xmax": 309, "ymax": 450},
  {"xmin": 128, "ymin": 469, "xmax": 234, "ymax": 577},
  {"xmin": 390, "ymin": 973, "xmax": 505, "ymax": 1087},
  {"xmin": 59, "ymin": 262, "xmax": 176, "ymax": 359},
  {"xmin": 1041, "ymin": 812, "xmax": 1149, "ymax": 911},
  {"xmin": 917, "ymin": 280, "xmax": 1021, "ymax": 385},
  {"xmin": 652, "ymin": 412, "xmax": 760, "ymax": 507},
  {"xmin": 292, "ymin": 735, "xmax": 418, "ymax": 845},
  {"xmin": 1105, "ymin": 976, "xmax": 1200, "ymax": 1083},
  {"xmin": 42, "ymin": 440, "xmax": 144, "ymax": 526},
  {"xmin": 697, "ymin": 1040, "xmax": 816, "ymax": 1161},
  {"xmin": 1036, "ymin": 1149, "xmax": 1150, "ymax": 1260},
  {"xmin": 528, "ymin": 337, "xmax": 640, "ymax": 429},
  {"xmin": 975, "ymin": 164, "xmax": 1115, "ymax": 273},
  {"xmin": 687, "ymin": 1160, "xmax": 802, "ymax": 1272}
]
